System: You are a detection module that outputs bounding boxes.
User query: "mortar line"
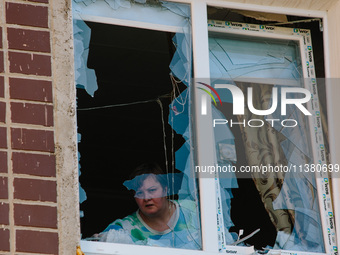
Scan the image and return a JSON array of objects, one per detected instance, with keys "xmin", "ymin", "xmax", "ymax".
[{"xmin": 2, "ymin": 0, "xmax": 15, "ymax": 253}]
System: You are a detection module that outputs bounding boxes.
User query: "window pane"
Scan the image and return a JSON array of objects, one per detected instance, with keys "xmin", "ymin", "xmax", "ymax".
[
  {"xmin": 205, "ymin": 22, "xmax": 328, "ymax": 253},
  {"xmin": 73, "ymin": 1, "xmax": 202, "ymax": 250}
]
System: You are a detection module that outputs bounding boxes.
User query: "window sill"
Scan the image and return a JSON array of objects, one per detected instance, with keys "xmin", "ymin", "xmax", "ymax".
[{"xmin": 80, "ymin": 240, "xmax": 330, "ymax": 255}]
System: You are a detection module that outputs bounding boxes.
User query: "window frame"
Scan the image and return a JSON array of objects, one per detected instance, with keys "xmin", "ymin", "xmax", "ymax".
[
  {"xmin": 71, "ymin": 1, "xmax": 339, "ymax": 255},
  {"xmin": 205, "ymin": 20, "xmax": 333, "ymax": 254}
]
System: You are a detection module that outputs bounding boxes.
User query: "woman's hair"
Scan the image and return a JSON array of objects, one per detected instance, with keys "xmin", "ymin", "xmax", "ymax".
[{"xmin": 128, "ymin": 162, "xmax": 168, "ymax": 190}]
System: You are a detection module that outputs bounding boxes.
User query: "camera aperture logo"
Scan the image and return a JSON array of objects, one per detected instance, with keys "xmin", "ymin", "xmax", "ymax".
[{"xmin": 196, "ymin": 82, "xmax": 312, "ymax": 128}]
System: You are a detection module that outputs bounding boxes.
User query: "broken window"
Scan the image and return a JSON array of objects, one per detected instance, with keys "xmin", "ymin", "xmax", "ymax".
[
  {"xmin": 203, "ymin": 16, "xmax": 335, "ymax": 254},
  {"xmin": 73, "ymin": 0, "xmax": 202, "ymax": 250},
  {"xmin": 72, "ymin": 1, "xmax": 337, "ymax": 254}
]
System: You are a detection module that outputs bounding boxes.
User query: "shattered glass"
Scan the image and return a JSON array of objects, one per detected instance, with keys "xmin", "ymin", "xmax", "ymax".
[
  {"xmin": 73, "ymin": 0, "xmax": 201, "ymax": 249},
  {"xmin": 208, "ymin": 32, "xmax": 325, "ymax": 252},
  {"xmin": 209, "ymin": 36, "xmax": 301, "ymax": 83},
  {"xmin": 73, "ymin": 0, "xmax": 327, "ymax": 251},
  {"xmin": 73, "ymin": 19, "xmax": 98, "ymax": 96}
]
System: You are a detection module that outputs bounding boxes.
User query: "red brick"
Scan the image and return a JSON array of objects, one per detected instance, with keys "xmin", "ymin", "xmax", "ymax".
[
  {"xmin": 16, "ymin": 230, "xmax": 58, "ymax": 254},
  {"xmin": 0, "ymin": 127, "xmax": 7, "ymax": 149},
  {"xmin": 9, "ymin": 78, "xmax": 52, "ymax": 102},
  {"xmin": 0, "ymin": 27, "xmax": 2, "ymax": 48},
  {"xmin": 0, "ymin": 102, "xmax": 5, "ymax": 123},
  {"xmin": 0, "ymin": 229, "xmax": 9, "ymax": 251},
  {"xmin": 9, "ymin": 52, "xmax": 51, "ymax": 76},
  {"xmin": 12, "ymin": 152, "xmax": 56, "ymax": 177},
  {"xmin": 0, "ymin": 177, "xmax": 8, "ymax": 199},
  {"xmin": 14, "ymin": 178, "xmax": 56, "ymax": 202},
  {"xmin": 11, "ymin": 102, "xmax": 53, "ymax": 127},
  {"xmin": 15, "ymin": 204, "xmax": 57, "ymax": 228},
  {"xmin": 8, "ymin": 28, "xmax": 50, "ymax": 53},
  {"xmin": 11, "ymin": 128, "xmax": 54, "ymax": 152},
  {"xmin": 0, "ymin": 76, "xmax": 3, "ymax": 98},
  {"xmin": 0, "ymin": 203, "xmax": 9, "ymax": 225},
  {"xmin": 6, "ymin": 3, "xmax": 48, "ymax": 28},
  {"xmin": 0, "ymin": 51, "xmax": 3, "ymax": 73},
  {"xmin": 0, "ymin": 151, "xmax": 7, "ymax": 173}
]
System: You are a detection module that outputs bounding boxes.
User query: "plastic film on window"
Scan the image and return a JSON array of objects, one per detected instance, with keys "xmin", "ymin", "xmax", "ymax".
[{"xmin": 205, "ymin": 21, "xmax": 329, "ymax": 253}]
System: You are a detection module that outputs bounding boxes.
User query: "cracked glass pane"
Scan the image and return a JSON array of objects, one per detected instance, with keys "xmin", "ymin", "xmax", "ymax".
[{"xmin": 207, "ymin": 29, "xmax": 325, "ymax": 253}]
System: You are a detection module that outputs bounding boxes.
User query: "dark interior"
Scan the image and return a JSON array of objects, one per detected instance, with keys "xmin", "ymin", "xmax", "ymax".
[{"xmin": 77, "ymin": 22, "xmax": 186, "ymax": 237}]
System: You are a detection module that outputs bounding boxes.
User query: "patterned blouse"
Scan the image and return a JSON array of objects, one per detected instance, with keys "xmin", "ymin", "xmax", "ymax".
[{"xmin": 102, "ymin": 200, "xmax": 201, "ymax": 250}]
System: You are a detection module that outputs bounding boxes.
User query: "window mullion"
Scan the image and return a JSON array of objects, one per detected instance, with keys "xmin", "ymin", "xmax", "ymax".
[{"xmin": 191, "ymin": 0, "xmax": 219, "ymax": 253}]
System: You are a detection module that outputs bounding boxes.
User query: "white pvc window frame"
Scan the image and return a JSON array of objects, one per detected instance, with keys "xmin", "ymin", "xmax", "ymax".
[
  {"xmin": 206, "ymin": 21, "xmax": 334, "ymax": 255},
  {"xmin": 192, "ymin": 3, "xmax": 337, "ymax": 255},
  {"xmin": 75, "ymin": 1, "xmax": 339, "ymax": 255}
]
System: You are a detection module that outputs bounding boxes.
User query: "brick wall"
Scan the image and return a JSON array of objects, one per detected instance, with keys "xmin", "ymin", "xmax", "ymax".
[{"xmin": 0, "ymin": 0, "xmax": 59, "ymax": 254}]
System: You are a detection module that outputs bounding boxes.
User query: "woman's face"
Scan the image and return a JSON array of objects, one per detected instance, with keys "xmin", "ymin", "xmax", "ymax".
[{"xmin": 134, "ymin": 175, "xmax": 168, "ymax": 217}]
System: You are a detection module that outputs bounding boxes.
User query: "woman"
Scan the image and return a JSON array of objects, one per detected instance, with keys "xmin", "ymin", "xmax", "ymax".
[{"xmin": 98, "ymin": 163, "xmax": 201, "ymax": 250}]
